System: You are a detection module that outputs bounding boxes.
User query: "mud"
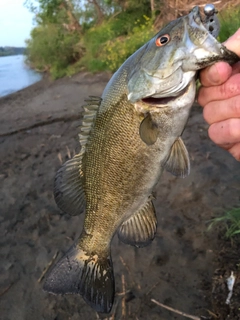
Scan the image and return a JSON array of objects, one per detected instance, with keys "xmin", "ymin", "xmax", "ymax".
[{"xmin": 0, "ymin": 72, "xmax": 240, "ymax": 320}]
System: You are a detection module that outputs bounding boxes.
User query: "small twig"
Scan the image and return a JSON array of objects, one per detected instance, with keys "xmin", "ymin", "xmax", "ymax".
[
  {"xmin": 119, "ymin": 256, "xmax": 130, "ymax": 274},
  {"xmin": 108, "ymin": 297, "xmax": 121, "ymax": 320},
  {"xmin": 66, "ymin": 146, "xmax": 71, "ymax": 159},
  {"xmin": 38, "ymin": 251, "xmax": 59, "ymax": 283},
  {"xmin": 116, "ymin": 290, "xmax": 131, "ymax": 296},
  {"xmin": 146, "ymin": 280, "xmax": 160, "ymax": 296},
  {"xmin": 121, "ymin": 274, "xmax": 126, "ymax": 318},
  {"xmin": 119, "ymin": 256, "xmax": 140, "ymax": 289},
  {"xmin": 197, "ymin": 1, "xmax": 222, "ymax": 7},
  {"xmin": 57, "ymin": 152, "xmax": 63, "ymax": 164},
  {"xmin": 151, "ymin": 299, "xmax": 201, "ymax": 320},
  {"xmin": 0, "ymin": 283, "xmax": 13, "ymax": 297},
  {"xmin": 65, "ymin": 236, "xmax": 73, "ymax": 241},
  {"xmin": 95, "ymin": 312, "xmax": 100, "ymax": 319},
  {"xmin": 205, "ymin": 309, "xmax": 218, "ymax": 319}
]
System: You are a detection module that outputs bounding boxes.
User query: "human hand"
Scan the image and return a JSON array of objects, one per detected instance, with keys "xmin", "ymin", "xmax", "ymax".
[{"xmin": 198, "ymin": 29, "xmax": 240, "ymax": 160}]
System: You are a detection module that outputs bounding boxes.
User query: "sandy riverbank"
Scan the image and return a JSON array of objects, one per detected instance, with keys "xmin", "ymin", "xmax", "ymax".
[{"xmin": 0, "ymin": 72, "xmax": 240, "ymax": 320}]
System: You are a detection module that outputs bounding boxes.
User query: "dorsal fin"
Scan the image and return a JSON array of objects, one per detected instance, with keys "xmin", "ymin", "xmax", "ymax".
[
  {"xmin": 78, "ymin": 96, "xmax": 101, "ymax": 156},
  {"xmin": 54, "ymin": 153, "xmax": 85, "ymax": 216},
  {"xmin": 54, "ymin": 96, "xmax": 101, "ymax": 216}
]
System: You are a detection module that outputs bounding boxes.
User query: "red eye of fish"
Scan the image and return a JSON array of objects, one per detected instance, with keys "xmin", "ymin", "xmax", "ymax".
[{"xmin": 155, "ymin": 34, "xmax": 170, "ymax": 47}]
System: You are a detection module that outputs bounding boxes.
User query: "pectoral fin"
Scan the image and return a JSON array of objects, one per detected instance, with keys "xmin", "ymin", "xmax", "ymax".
[
  {"xmin": 118, "ymin": 199, "xmax": 157, "ymax": 247},
  {"xmin": 164, "ymin": 137, "xmax": 190, "ymax": 178},
  {"xmin": 139, "ymin": 114, "xmax": 158, "ymax": 145},
  {"xmin": 54, "ymin": 153, "xmax": 85, "ymax": 216}
]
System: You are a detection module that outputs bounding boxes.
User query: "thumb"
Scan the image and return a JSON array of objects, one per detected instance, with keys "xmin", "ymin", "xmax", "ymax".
[
  {"xmin": 199, "ymin": 62, "xmax": 232, "ymax": 87},
  {"xmin": 199, "ymin": 28, "xmax": 240, "ymax": 87}
]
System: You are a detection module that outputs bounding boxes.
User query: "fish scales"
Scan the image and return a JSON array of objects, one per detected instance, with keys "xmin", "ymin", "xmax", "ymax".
[
  {"xmin": 44, "ymin": 5, "xmax": 239, "ymax": 314},
  {"xmin": 83, "ymin": 94, "xmax": 165, "ymax": 233}
]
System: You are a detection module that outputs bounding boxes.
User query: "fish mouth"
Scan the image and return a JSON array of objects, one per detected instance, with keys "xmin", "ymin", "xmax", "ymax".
[
  {"xmin": 141, "ymin": 86, "xmax": 189, "ymax": 106},
  {"xmin": 141, "ymin": 96, "xmax": 176, "ymax": 105}
]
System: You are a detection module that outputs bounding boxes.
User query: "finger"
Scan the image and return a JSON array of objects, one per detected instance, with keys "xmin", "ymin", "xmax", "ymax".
[
  {"xmin": 208, "ymin": 118, "xmax": 240, "ymax": 145},
  {"xmin": 203, "ymin": 95, "xmax": 240, "ymax": 124},
  {"xmin": 199, "ymin": 61, "xmax": 232, "ymax": 87},
  {"xmin": 232, "ymin": 61, "xmax": 240, "ymax": 75},
  {"xmin": 223, "ymin": 28, "xmax": 240, "ymax": 57},
  {"xmin": 228, "ymin": 142, "xmax": 240, "ymax": 161},
  {"xmin": 198, "ymin": 73, "xmax": 240, "ymax": 107}
]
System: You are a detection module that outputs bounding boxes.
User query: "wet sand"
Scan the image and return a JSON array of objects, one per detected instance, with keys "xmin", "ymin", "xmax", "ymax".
[{"xmin": 0, "ymin": 72, "xmax": 240, "ymax": 320}]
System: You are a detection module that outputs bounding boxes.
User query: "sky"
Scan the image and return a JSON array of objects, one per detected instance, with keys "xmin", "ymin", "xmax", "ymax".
[{"xmin": 0, "ymin": 0, "xmax": 35, "ymax": 47}]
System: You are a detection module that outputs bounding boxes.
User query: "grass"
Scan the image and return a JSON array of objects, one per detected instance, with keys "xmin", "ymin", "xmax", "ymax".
[{"xmin": 208, "ymin": 208, "xmax": 240, "ymax": 239}]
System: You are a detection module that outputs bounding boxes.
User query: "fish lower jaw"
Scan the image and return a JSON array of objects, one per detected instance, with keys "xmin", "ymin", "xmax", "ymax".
[{"xmin": 139, "ymin": 84, "xmax": 190, "ymax": 107}]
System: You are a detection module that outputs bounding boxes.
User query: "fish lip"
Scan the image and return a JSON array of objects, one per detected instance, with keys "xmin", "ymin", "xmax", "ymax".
[{"xmin": 140, "ymin": 85, "xmax": 189, "ymax": 106}]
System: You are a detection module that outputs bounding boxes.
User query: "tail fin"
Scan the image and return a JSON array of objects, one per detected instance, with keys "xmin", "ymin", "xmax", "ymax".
[{"xmin": 43, "ymin": 244, "xmax": 114, "ymax": 313}]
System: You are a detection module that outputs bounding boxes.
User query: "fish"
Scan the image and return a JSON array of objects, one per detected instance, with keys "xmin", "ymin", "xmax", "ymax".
[{"xmin": 43, "ymin": 5, "xmax": 239, "ymax": 314}]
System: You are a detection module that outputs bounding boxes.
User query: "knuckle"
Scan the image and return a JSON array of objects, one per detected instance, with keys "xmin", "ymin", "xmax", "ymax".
[
  {"xmin": 219, "ymin": 82, "xmax": 230, "ymax": 98},
  {"xmin": 221, "ymin": 75, "xmax": 240, "ymax": 98},
  {"xmin": 230, "ymin": 146, "xmax": 240, "ymax": 161},
  {"xmin": 208, "ymin": 124, "xmax": 218, "ymax": 143},
  {"xmin": 202, "ymin": 105, "xmax": 211, "ymax": 124},
  {"xmin": 226, "ymin": 119, "xmax": 240, "ymax": 140},
  {"xmin": 231, "ymin": 96, "xmax": 240, "ymax": 116},
  {"xmin": 197, "ymin": 87, "xmax": 205, "ymax": 107}
]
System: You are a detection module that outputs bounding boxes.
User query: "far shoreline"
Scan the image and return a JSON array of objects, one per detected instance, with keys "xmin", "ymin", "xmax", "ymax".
[
  {"xmin": 0, "ymin": 54, "xmax": 44, "ymax": 99},
  {"xmin": 0, "ymin": 71, "xmax": 113, "ymax": 108},
  {"xmin": 0, "ymin": 73, "xmax": 49, "ymax": 105}
]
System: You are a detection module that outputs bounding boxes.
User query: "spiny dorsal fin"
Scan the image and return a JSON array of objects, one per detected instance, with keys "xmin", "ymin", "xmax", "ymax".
[
  {"xmin": 164, "ymin": 137, "xmax": 190, "ymax": 178},
  {"xmin": 54, "ymin": 96, "xmax": 101, "ymax": 216},
  {"xmin": 54, "ymin": 153, "xmax": 85, "ymax": 216},
  {"xmin": 118, "ymin": 199, "xmax": 157, "ymax": 247},
  {"xmin": 139, "ymin": 114, "xmax": 158, "ymax": 145},
  {"xmin": 78, "ymin": 96, "xmax": 101, "ymax": 153}
]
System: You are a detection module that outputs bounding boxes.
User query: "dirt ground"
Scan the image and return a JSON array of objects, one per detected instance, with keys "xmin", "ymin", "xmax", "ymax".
[{"xmin": 0, "ymin": 72, "xmax": 240, "ymax": 320}]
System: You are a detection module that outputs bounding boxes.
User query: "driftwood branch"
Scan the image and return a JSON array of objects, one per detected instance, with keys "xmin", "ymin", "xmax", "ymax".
[
  {"xmin": 0, "ymin": 113, "xmax": 83, "ymax": 137},
  {"xmin": 151, "ymin": 299, "xmax": 201, "ymax": 320}
]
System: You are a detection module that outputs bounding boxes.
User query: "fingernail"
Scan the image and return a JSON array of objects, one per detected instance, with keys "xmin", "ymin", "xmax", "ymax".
[{"xmin": 208, "ymin": 64, "xmax": 220, "ymax": 85}]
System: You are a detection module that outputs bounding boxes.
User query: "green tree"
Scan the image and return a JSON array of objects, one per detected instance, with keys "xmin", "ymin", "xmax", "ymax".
[{"xmin": 25, "ymin": 0, "xmax": 85, "ymax": 78}]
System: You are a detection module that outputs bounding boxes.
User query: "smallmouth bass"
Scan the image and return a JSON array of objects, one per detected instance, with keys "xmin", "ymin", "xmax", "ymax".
[{"xmin": 44, "ymin": 5, "xmax": 239, "ymax": 313}]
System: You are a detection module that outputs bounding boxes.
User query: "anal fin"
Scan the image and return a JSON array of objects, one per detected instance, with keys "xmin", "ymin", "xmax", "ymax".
[
  {"xmin": 54, "ymin": 153, "xmax": 85, "ymax": 216},
  {"xmin": 164, "ymin": 137, "xmax": 190, "ymax": 178},
  {"xmin": 118, "ymin": 199, "xmax": 157, "ymax": 247}
]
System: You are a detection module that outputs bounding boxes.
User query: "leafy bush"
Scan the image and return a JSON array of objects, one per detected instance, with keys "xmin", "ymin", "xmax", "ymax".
[
  {"xmin": 26, "ymin": 24, "xmax": 84, "ymax": 79},
  {"xmin": 218, "ymin": 7, "xmax": 240, "ymax": 42},
  {"xmin": 80, "ymin": 14, "xmax": 154, "ymax": 72},
  {"xmin": 25, "ymin": 1, "xmax": 240, "ymax": 77}
]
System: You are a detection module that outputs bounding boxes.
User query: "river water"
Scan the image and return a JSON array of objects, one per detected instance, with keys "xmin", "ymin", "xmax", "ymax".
[{"xmin": 0, "ymin": 55, "xmax": 42, "ymax": 97}]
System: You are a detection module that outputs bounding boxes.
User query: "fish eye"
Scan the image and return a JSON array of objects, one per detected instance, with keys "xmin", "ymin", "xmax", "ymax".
[{"xmin": 155, "ymin": 34, "xmax": 170, "ymax": 47}]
